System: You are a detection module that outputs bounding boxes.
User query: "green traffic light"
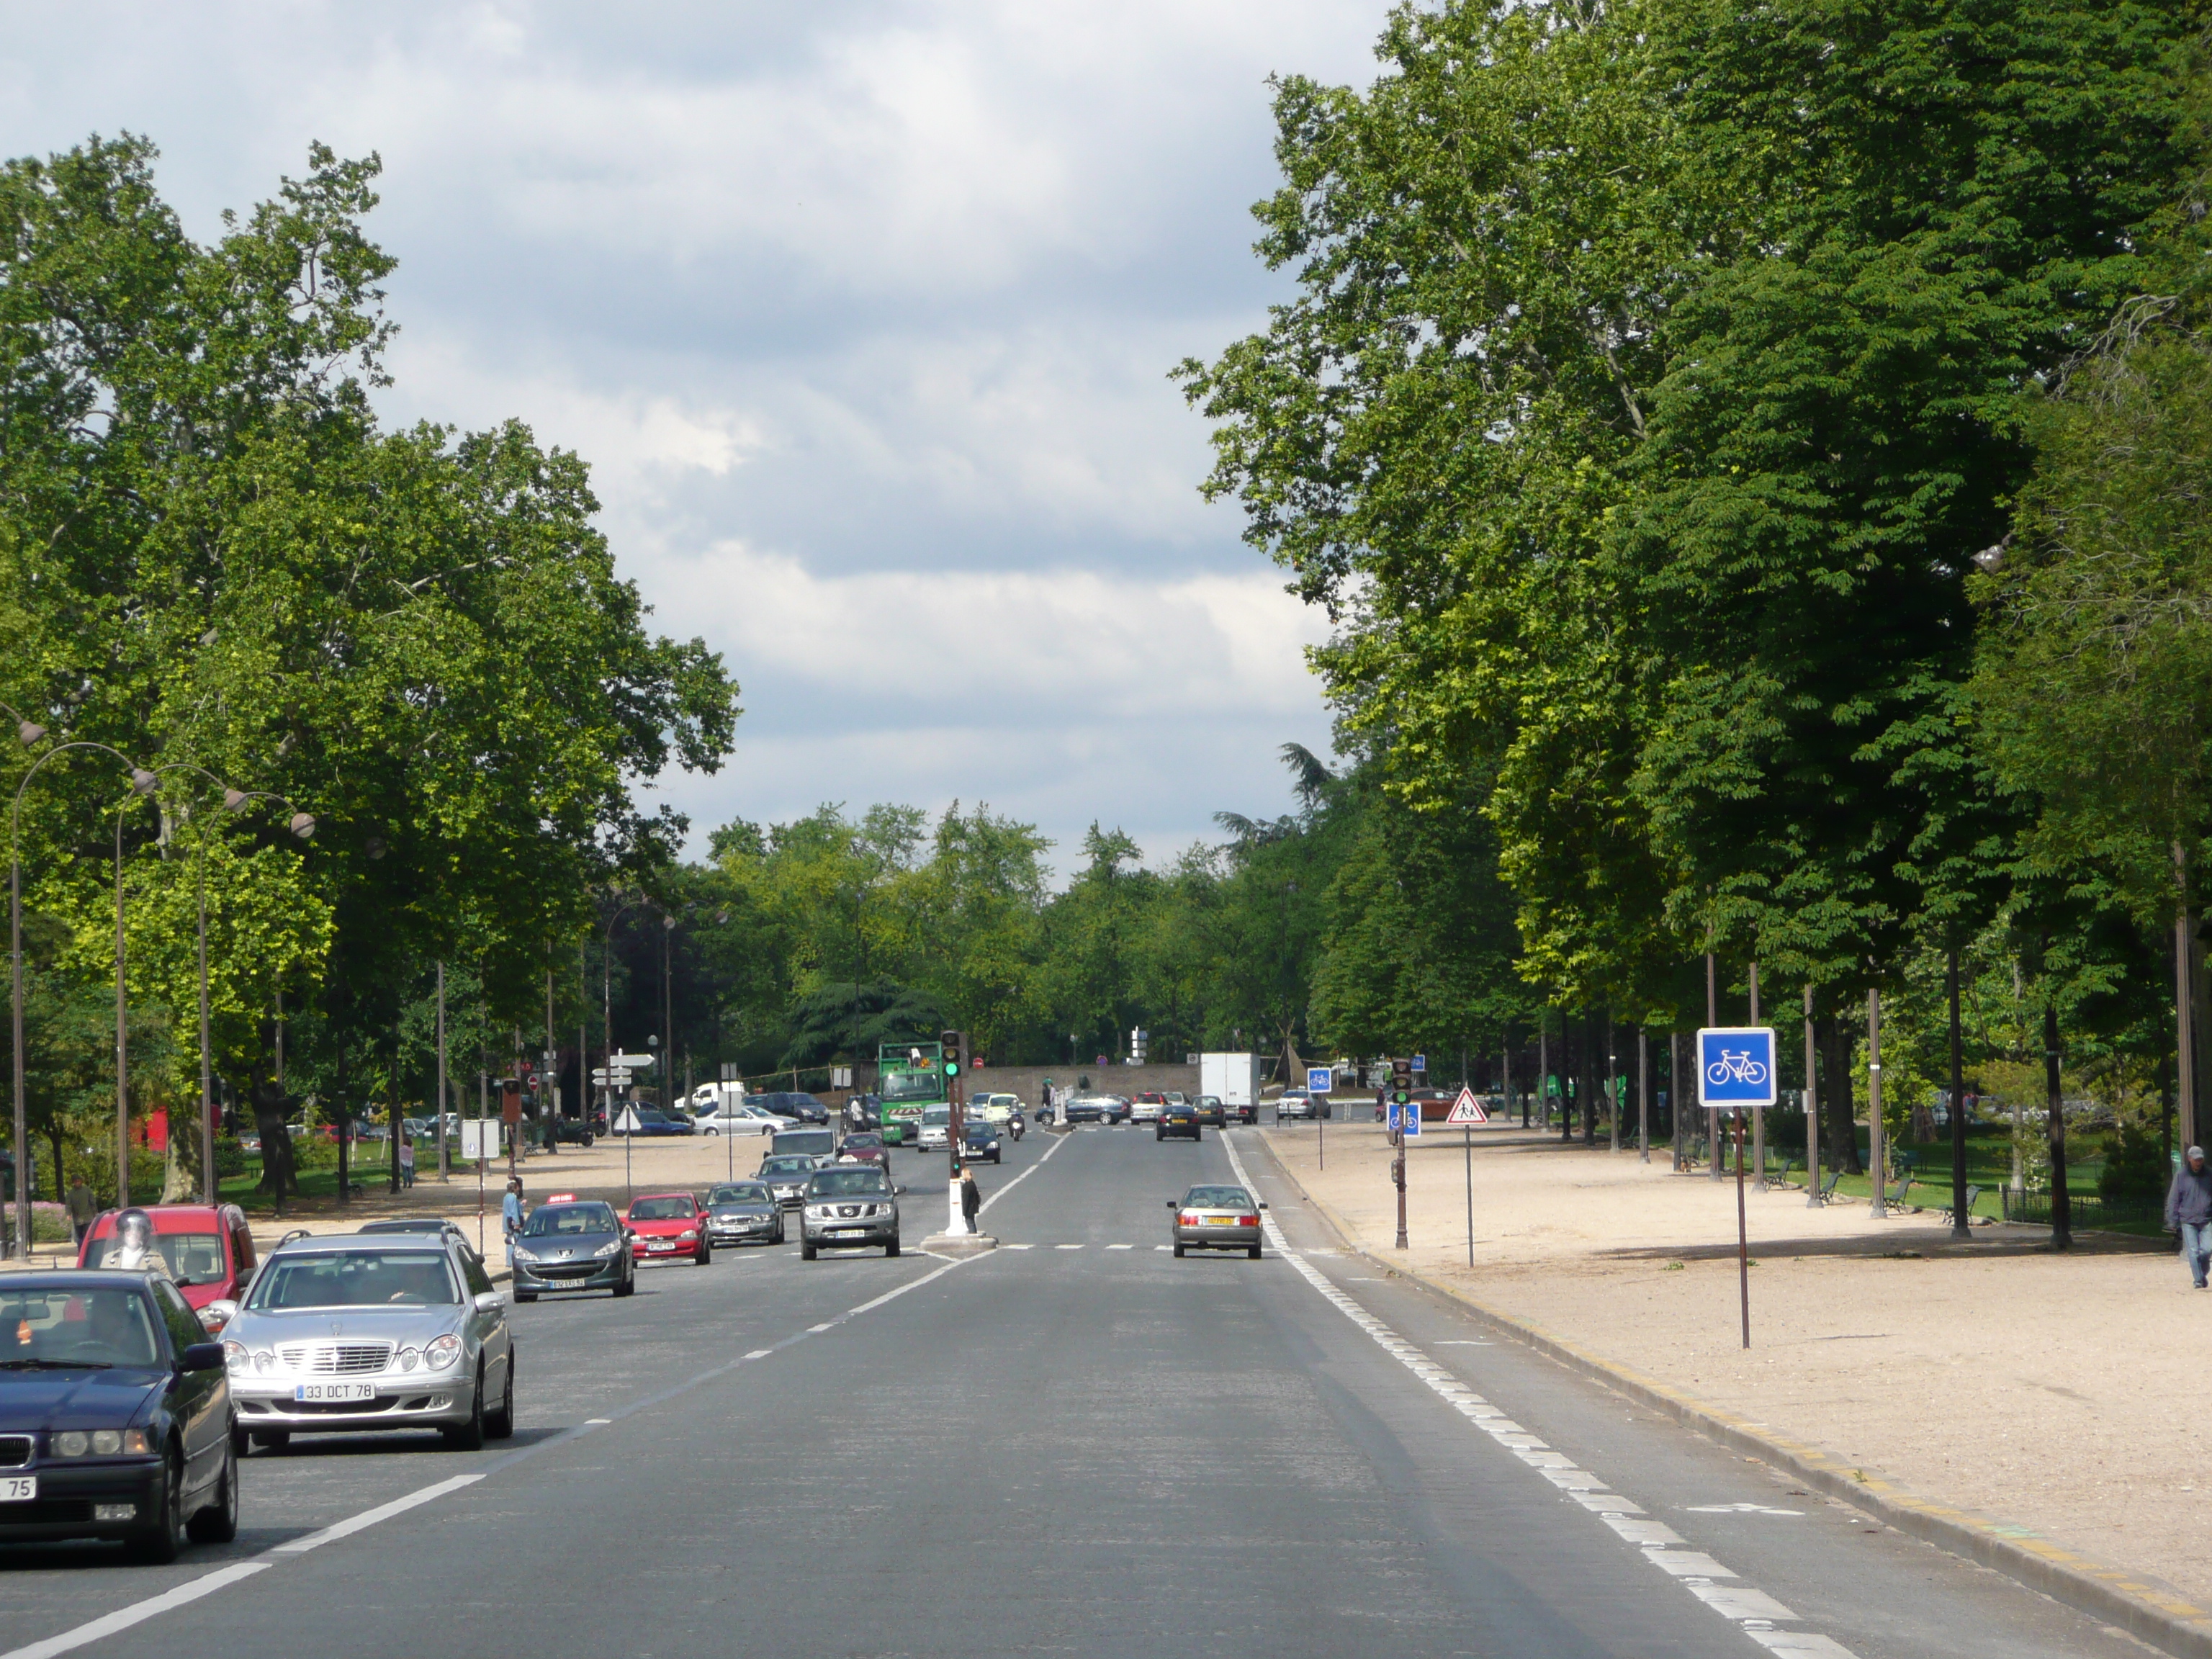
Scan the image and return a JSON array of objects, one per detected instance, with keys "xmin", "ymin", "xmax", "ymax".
[{"xmin": 944, "ymin": 1061, "xmax": 959, "ymax": 1075}]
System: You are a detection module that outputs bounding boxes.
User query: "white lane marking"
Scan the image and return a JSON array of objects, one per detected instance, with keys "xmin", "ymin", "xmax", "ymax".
[
  {"xmin": 1689, "ymin": 1503, "xmax": 1804, "ymax": 1516},
  {"xmin": 1154, "ymin": 1244, "xmax": 1171, "ymax": 1251},
  {"xmin": 1216, "ymin": 1132, "xmax": 1857, "ymax": 1658},
  {"xmin": 1003, "ymin": 1243, "xmax": 1034, "ymax": 1250},
  {"xmin": 275, "ymin": 1472, "xmax": 486, "ymax": 1554},
  {"xmin": 978, "ymin": 1128, "xmax": 1072, "ymax": 1216},
  {"xmin": 1106, "ymin": 1244, "xmax": 1133, "ymax": 1250},
  {"xmin": 3, "ymin": 1253, "xmax": 974, "ymax": 1659},
  {"xmin": 584, "ymin": 1417, "xmax": 612, "ymax": 1425},
  {"xmin": 1054, "ymin": 1244, "xmax": 1084, "ymax": 1250},
  {"xmin": 1, "ymin": 1562, "xmax": 272, "ymax": 1659}
]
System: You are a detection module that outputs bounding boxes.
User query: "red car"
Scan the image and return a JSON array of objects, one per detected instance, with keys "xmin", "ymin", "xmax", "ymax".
[
  {"xmin": 626, "ymin": 1192, "xmax": 712, "ymax": 1265},
  {"xmin": 76, "ymin": 1203, "xmax": 259, "ymax": 1331}
]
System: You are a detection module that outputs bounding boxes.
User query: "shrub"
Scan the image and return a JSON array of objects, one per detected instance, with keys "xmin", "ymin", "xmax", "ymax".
[{"xmin": 2099, "ymin": 1120, "xmax": 2168, "ymax": 1206}]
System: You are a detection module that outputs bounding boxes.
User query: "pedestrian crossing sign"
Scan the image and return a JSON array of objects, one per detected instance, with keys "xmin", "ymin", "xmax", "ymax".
[{"xmin": 1445, "ymin": 1087, "xmax": 1488, "ymax": 1125}]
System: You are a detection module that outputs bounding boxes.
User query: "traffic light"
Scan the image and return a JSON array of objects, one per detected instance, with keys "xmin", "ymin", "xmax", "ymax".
[
  {"xmin": 941, "ymin": 1030, "xmax": 964, "ymax": 1076},
  {"xmin": 1390, "ymin": 1057, "xmax": 1413, "ymax": 1109}
]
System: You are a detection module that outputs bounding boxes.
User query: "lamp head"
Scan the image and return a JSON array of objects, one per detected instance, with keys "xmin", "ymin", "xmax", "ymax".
[
  {"xmin": 289, "ymin": 811, "xmax": 317, "ymax": 840},
  {"xmin": 222, "ymin": 788, "xmax": 249, "ymax": 812},
  {"xmin": 129, "ymin": 768, "xmax": 158, "ymax": 796},
  {"xmin": 17, "ymin": 721, "xmax": 45, "ymax": 746}
]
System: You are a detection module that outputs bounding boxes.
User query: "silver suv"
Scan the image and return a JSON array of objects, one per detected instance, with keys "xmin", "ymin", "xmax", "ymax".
[{"xmin": 799, "ymin": 1166, "xmax": 904, "ymax": 1259}]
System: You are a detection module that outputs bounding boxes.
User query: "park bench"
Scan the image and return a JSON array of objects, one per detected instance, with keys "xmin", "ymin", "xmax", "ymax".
[
  {"xmin": 1938, "ymin": 1184, "xmax": 1982, "ymax": 1227},
  {"xmin": 1884, "ymin": 1169, "xmax": 1913, "ymax": 1208},
  {"xmin": 1771, "ymin": 1156, "xmax": 1798, "ymax": 1188},
  {"xmin": 1812, "ymin": 1170, "xmax": 1840, "ymax": 1205}
]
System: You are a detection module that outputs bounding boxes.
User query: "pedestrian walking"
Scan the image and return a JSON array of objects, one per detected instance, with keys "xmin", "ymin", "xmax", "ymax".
[
  {"xmin": 66, "ymin": 1177, "xmax": 97, "ymax": 1248},
  {"xmin": 502, "ymin": 1177, "xmax": 525, "ymax": 1265},
  {"xmin": 399, "ymin": 1132, "xmax": 416, "ymax": 1189},
  {"xmin": 959, "ymin": 1166, "xmax": 981, "ymax": 1235},
  {"xmin": 2170, "ymin": 1146, "xmax": 2212, "ymax": 1288}
]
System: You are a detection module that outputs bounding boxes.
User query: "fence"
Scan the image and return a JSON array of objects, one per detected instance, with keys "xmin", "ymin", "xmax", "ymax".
[{"xmin": 1997, "ymin": 1189, "xmax": 2162, "ymax": 1232}]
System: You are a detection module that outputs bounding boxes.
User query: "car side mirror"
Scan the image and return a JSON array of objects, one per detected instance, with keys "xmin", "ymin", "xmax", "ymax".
[
  {"xmin": 1259, "ymin": 1201, "xmax": 1269, "ymax": 1210},
  {"xmin": 894, "ymin": 1184, "xmax": 907, "ymax": 1195},
  {"xmin": 198, "ymin": 1300, "xmax": 239, "ymax": 1334},
  {"xmin": 178, "ymin": 1341, "xmax": 225, "ymax": 1374},
  {"xmin": 474, "ymin": 1290, "xmax": 505, "ymax": 1314},
  {"xmin": 1164, "ymin": 1200, "xmax": 1177, "ymax": 1210}
]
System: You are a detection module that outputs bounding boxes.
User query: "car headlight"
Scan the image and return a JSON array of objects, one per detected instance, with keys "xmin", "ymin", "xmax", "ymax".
[
  {"xmin": 51, "ymin": 1429, "xmax": 150, "ymax": 1457},
  {"xmin": 253, "ymin": 1348, "xmax": 276, "ymax": 1374},
  {"xmin": 426, "ymin": 1334, "xmax": 462, "ymax": 1370},
  {"xmin": 512, "ymin": 1246, "xmax": 539, "ymax": 1263},
  {"xmin": 677, "ymin": 1229, "xmax": 697, "ymax": 1242},
  {"xmin": 804, "ymin": 1205, "xmax": 829, "ymax": 1220},
  {"xmin": 594, "ymin": 1239, "xmax": 623, "ymax": 1257},
  {"xmin": 223, "ymin": 1339, "xmax": 248, "ymax": 1374},
  {"xmin": 397, "ymin": 1346, "xmax": 421, "ymax": 1372}
]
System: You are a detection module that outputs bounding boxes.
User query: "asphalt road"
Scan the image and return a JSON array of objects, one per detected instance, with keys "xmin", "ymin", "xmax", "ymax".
[{"xmin": 0, "ymin": 1124, "xmax": 2155, "ymax": 1658}]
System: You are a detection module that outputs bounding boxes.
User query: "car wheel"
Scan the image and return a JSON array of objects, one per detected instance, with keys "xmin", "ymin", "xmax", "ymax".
[
  {"xmin": 613, "ymin": 1270, "xmax": 635, "ymax": 1298},
  {"xmin": 487, "ymin": 1349, "xmax": 516, "ymax": 1440},
  {"xmin": 886, "ymin": 1236, "xmax": 901, "ymax": 1258},
  {"xmin": 582, "ymin": 1132, "xmax": 595, "ymax": 1147},
  {"xmin": 696, "ymin": 1243, "xmax": 712, "ymax": 1265},
  {"xmin": 250, "ymin": 1429, "xmax": 289, "ymax": 1452},
  {"xmin": 443, "ymin": 1366, "xmax": 486, "ymax": 1451},
  {"xmin": 1173, "ymin": 1241, "xmax": 1186, "ymax": 1258},
  {"xmin": 187, "ymin": 1432, "xmax": 240, "ymax": 1544},
  {"xmin": 1248, "ymin": 1244, "xmax": 1263, "ymax": 1259},
  {"xmin": 801, "ymin": 1239, "xmax": 818, "ymax": 1260},
  {"xmin": 127, "ymin": 1446, "xmax": 187, "ymax": 1564},
  {"xmin": 230, "ymin": 1421, "xmax": 250, "ymax": 1459}
]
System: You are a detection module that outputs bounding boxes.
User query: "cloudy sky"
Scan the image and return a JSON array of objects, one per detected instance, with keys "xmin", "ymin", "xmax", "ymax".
[{"xmin": 0, "ymin": 1, "xmax": 1390, "ymax": 880}]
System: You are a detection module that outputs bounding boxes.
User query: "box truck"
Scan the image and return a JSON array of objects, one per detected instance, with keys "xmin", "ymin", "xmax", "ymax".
[{"xmin": 1200, "ymin": 1053, "xmax": 1259, "ymax": 1110}]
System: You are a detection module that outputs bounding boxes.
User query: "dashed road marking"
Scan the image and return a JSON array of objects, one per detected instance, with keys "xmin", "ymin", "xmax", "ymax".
[
  {"xmin": 1055, "ymin": 1244, "xmax": 1084, "ymax": 1250},
  {"xmin": 1106, "ymin": 1243, "xmax": 1133, "ymax": 1250},
  {"xmin": 1217, "ymin": 1133, "xmax": 1859, "ymax": 1659}
]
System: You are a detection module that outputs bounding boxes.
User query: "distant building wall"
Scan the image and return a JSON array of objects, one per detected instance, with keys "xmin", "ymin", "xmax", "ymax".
[{"xmin": 963, "ymin": 1063, "xmax": 1200, "ymax": 1105}]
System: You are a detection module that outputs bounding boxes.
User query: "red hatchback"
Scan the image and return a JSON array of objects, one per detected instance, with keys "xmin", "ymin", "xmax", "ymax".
[
  {"xmin": 76, "ymin": 1202, "xmax": 258, "ymax": 1330},
  {"xmin": 626, "ymin": 1192, "xmax": 711, "ymax": 1265}
]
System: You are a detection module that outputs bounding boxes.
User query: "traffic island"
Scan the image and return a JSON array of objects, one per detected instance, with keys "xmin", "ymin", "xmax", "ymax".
[{"xmin": 921, "ymin": 1231, "xmax": 997, "ymax": 1258}]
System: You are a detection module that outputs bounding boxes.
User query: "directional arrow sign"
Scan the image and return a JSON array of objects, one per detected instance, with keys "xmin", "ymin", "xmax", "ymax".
[
  {"xmin": 1445, "ymin": 1087, "xmax": 1489, "ymax": 1125},
  {"xmin": 609, "ymin": 1052, "xmax": 657, "ymax": 1071},
  {"xmin": 590, "ymin": 1069, "xmax": 634, "ymax": 1086}
]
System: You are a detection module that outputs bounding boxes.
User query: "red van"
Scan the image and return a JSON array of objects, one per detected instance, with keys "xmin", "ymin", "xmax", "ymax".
[{"xmin": 76, "ymin": 1203, "xmax": 258, "ymax": 1330}]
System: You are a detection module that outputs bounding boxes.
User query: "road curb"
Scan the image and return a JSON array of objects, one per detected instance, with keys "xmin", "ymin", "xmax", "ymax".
[{"xmin": 1242, "ymin": 1130, "xmax": 2212, "ymax": 1659}]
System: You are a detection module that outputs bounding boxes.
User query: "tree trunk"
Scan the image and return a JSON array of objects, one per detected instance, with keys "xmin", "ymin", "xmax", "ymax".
[
  {"xmin": 2045, "ymin": 995, "xmax": 2070, "ymax": 1251},
  {"xmin": 1581, "ymin": 1010, "xmax": 1600, "ymax": 1146},
  {"xmin": 249, "ymin": 1069, "xmax": 297, "ymax": 1202},
  {"xmin": 1819, "ymin": 1017, "xmax": 1862, "ymax": 1174},
  {"xmin": 1948, "ymin": 943, "xmax": 1969, "ymax": 1239}
]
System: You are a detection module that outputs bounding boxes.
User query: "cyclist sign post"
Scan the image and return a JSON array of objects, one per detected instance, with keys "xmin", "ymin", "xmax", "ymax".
[{"xmin": 1696, "ymin": 1026, "xmax": 1774, "ymax": 1351}]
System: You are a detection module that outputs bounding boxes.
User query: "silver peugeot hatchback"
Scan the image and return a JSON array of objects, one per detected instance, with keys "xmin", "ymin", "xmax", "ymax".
[{"xmin": 220, "ymin": 1235, "xmax": 514, "ymax": 1452}]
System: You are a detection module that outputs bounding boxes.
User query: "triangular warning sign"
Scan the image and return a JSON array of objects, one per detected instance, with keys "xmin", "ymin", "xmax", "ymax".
[{"xmin": 1445, "ymin": 1087, "xmax": 1489, "ymax": 1125}]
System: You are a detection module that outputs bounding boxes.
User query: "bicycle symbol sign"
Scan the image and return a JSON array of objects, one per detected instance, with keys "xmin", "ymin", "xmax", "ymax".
[{"xmin": 1696, "ymin": 1026, "xmax": 1778, "ymax": 1109}]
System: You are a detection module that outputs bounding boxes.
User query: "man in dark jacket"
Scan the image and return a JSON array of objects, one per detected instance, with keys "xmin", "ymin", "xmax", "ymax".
[
  {"xmin": 2166, "ymin": 1146, "xmax": 2212, "ymax": 1288},
  {"xmin": 959, "ymin": 1166, "xmax": 981, "ymax": 1235}
]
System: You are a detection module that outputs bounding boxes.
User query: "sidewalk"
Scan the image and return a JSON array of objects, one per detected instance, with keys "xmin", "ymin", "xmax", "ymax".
[{"xmin": 1256, "ymin": 1120, "xmax": 2203, "ymax": 1619}]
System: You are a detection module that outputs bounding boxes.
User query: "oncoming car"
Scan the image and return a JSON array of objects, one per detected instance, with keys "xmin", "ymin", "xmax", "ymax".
[
  {"xmin": 1166, "ymin": 1184, "xmax": 1267, "ymax": 1259},
  {"xmin": 704, "ymin": 1182, "xmax": 786, "ymax": 1248},
  {"xmin": 758, "ymin": 1154, "xmax": 824, "ymax": 1208},
  {"xmin": 800, "ymin": 1166, "xmax": 903, "ymax": 1259},
  {"xmin": 222, "ymin": 1236, "xmax": 514, "ymax": 1452},
  {"xmin": 511, "ymin": 1200, "xmax": 634, "ymax": 1300},
  {"xmin": 626, "ymin": 1193, "xmax": 711, "ymax": 1266},
  {"xmin": 0, "ymin": 1271, "xmax": 235, "ymax": 1561}
]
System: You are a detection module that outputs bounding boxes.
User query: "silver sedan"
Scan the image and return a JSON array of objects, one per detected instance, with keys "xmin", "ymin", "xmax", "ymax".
[
  {"xmin": 219, "ymin": 1236, "xmax": 515, "ymax": 1452},
  {"xmin": 1167, "ymin": 1184, "xmax": 1268, "ymax": 1259}
]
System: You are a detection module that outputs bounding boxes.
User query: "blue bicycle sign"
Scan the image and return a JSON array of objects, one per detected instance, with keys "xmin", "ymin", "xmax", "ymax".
[{"xmin": 1696, "ymin": 1027, "xmax": 1777, "ymax": 1108}]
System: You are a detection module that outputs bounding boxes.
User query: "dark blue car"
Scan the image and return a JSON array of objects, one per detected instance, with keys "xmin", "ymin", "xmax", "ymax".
[{"xmin": 0, "ymin": 1270, "xmax": 236, "ymax": 1560}]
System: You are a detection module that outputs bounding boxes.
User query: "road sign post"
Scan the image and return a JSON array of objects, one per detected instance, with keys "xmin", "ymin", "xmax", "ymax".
[
  {"xmin": 1446, "ymin": 1086, "xmax": 1488, "ymax": 1266},
  {"xmin": 1697, "ymin": 1026, "xmax": 1776, "ymax": 1349},
  {"xmin": 1308, "ymin": 1066, "xmax": 1333, "ymax": 1172}
]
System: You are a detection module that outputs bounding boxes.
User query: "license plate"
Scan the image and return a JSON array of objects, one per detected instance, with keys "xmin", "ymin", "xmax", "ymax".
[
  {"xmin": 829, "ymin": 1228, "xmax": 865, "ymax": 1238},
  {"xmin": 1204, "ymin": 1216, "xmax": 1241, "ymax": 1228},
  {"xmin": 293, "ymin": 1382, "xmax": 377, "ymax": 1403},
  {"xmin": 0, "ymin": 1475, "xmax": 34, "ymax": 1503},
  {"xmin": 646, "ymin": 1241, "xmax": 673, "ymax": 1251}
]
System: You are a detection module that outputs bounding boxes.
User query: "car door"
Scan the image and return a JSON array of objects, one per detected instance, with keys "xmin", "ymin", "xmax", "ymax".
[
  {"xmin": 152, "ymin": 1280, "xmax": 222, "ymax": 1496},
  {"xmin": 456, "ymin": 1244, "xmax": 510, "ymax": 1389}
]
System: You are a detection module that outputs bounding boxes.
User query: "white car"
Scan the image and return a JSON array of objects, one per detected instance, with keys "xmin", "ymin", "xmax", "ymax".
[
  {"xmin": 970, "ymin": 1093, "xmax": 1019, "ymax": 1124},
  {"xmin": 693, "ymin": 1102, "xmax": 792, "ymax": 1138},
  {"xmin": 1129, "ymin": 1094, "xmax": 1169, "ymax": 1124},
  {"xmin": 917, "ymin": 1104, "xmax": 953, "ymax": 1150}
]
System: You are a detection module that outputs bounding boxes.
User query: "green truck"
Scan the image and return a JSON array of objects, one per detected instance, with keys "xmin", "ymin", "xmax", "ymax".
[{"xmin": 876, "ymin": 1041, "xmax": 946, "ymax": 1146}]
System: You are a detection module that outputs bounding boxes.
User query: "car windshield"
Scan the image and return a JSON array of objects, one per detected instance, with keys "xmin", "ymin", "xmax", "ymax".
[
  {"xmin": 879, "ymin": 1070, "xmax": 940, "ymax": 1104},
  {"xmin": 629, "ymin": 1197, "xmax": 693, "ymax": 1221},
  {"xmin": 809, "ymin": 1169, "xmax": 891, "ymax": 1197},
  {"xmin": 760, "ymin": 1157, "xmax": 814, "ymax": 1175},
  {"xmin": 523, "ymin": 1203, "xmax": 617, "ymax": 1236},
  {"xmin": 1198, "ymin": 1097, "xmax": 1221, "ymax": 1106},
  {"xmin": 964, "ymin": 1123, "xmax": 994, "ymax": 1139},
  {"xmin": 1, "ymin": 1285, "xmax": 162, "ymax": 1368},
  {"xmin": 83, "ymin": 1230, "xmax": 225, "ymax": 1285},
  {"xmin": 842, "ymin": 1135, "xmax": 883, "ymax": 1148},
  {"xmin": 1183, "ymin": 1187, "xmax": 1254, "ymax": 1210},
  {"xmin": 709, "ymin": 1184, "xmax": 770, "ymax": 1205},
  {"xmin": 246, "ymin": 1250, "xmax": 460, "ymax": 1310}
]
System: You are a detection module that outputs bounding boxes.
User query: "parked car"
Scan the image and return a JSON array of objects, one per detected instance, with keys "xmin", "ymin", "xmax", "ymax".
[
  {"xmin": 0, "ymin": 1269, "xmax": 236, "ymax": 1559},
  {"xmin": 703, "ymin": 1182, "xmax": 786, "ymax": 1248},
  {"xmin": 1130, "ymin": 1092, "xmax": 1169, "ymax": 1125},
  {"xmin": 799, "ymin": 1166, "xmax": 903, "ymax": 1259},
  {"xmin": 747, "ymin": 1092, "xmax": 829, "ymax": 1125},
  {"xmin": 222, "ymin": 1233, "xmax": 513, "ymax": 1452},
  {"xmin": 79, "ymin": 1205, "xmax": 259, "ymax": 1332},
  {"xmin": 1166, "ymin": 1183, "xmax": 1267, "ymax": 1259},
  {"xmin": 1156, "ymin": 1102, "xmax": 1201, "ymax": 1142},
  {"xmin": 757, "ymin": 1154, "xmax": 827, "ymax": 1208},
  {"xmin": 961, "ymin": 1118, "xmax": 1002, "ymax": 1165},
  {"xmin": 625, "ymin": 1193, "xmax": 711, "ymax": 1266},
  {"xmin": 693, "ymin": 1102, "xmax": 788, "ymax": 1137},
  {"xmin": 1275, "ymin": 1089, "xmax": 1328, "ymax": 1121},
  {"xmin": 611, "ymin": 1105, "xmax": 685, "ymax": 1137},
  {"xmin": 510, "ymin": 1200, "xmax": 634, "ymax": 1300}
]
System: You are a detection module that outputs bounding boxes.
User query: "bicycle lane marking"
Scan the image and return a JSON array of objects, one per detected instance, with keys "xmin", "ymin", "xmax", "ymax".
[
  {"xmin": 1218, "ymin": 1130, "xmax": 1858, "ymax": 1659},
  {"xmin": 0, "ymin": 1255, "xmax": 974, "ymax": 1659}
]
